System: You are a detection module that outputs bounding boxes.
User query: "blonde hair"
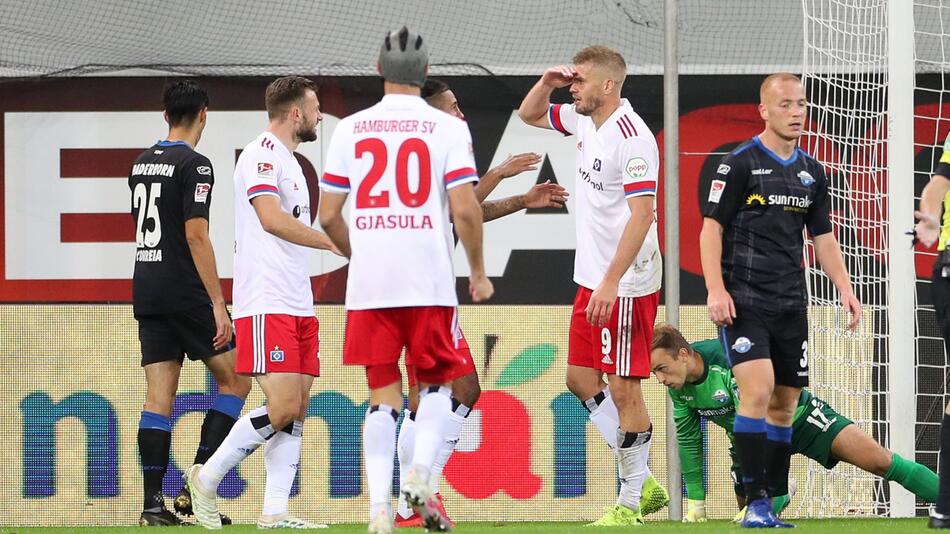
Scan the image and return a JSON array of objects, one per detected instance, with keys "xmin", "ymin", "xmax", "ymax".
[{"xmin": 573, "ymin": 45, "xmax": 626, "ymax": 86}]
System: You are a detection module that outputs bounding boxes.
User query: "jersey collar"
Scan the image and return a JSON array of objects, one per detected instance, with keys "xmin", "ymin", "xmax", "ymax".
[
  {"xmin": 156, "ymin": 139, "xmax": 190, "ymax": 148},
  {"xmin": 260, "ymin": 131, "xmax": 293, "ymax": 159},
  {"xmin": 594, "ymin": 98, "xmax": 632, "ymax": 133},
  {"xmin": 753, "ymin": 136, "xmax": 799, "ymax": 167},
  {"xmin": 687, "ymin": 350, "xmax": 710, "ymax": 386},
  {"xmin": 380, "ymin": 93, "xmax": 427, "ymax": 108}
]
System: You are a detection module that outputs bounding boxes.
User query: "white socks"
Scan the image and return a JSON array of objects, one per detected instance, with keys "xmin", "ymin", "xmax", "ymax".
[
  {"xmin": 429, "ymin": 404, "xmax": 468, "ymax": 493},
  {"xmin": 587, "ymin": 391, "xmax": 654, "ymax": 498},
  {"xmin": 396, "ymin": 411, "xmax": 416, "ymax": 519},
  {"xmin": 364, "ymin": 405, "xmax": 398, "ymax": 519},
  {"xmin": 616, "ymin": 427, "xmax": 652, "ymax": 511},
  {"xmin": 262, "ymin": 420, "xmax": 303, "ymax": 517},
  {"xmin": 198, "ymin": 405, "xmax": 273, "ymax": 491},
  {"xmin": 411, "ymin": 387, "xmax": 452, "ymax": 478},
  {"xmin": 588, "ymin": 390, "xmax": 620, "ymax": 450}
]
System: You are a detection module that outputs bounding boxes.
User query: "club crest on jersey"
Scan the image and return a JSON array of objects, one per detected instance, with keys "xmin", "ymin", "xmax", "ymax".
[
  {"xmin": 197, "ymin": 165, "xmax": 212, "ymax": 176},
  {"xmin": 732, "ymin": 337, "xmax": 754, "ymax": 354},
  {"xmin": 194, "ymin": 183, "xmax": 211, "ymax": 203},
  {"xmin": 593, "ymin": 158, "xmax": 602, "ymax": 172},
  {"xmin": 269, "ymin": 346, "xmax": 285, "ymax": 362},
  {"xmin": 717, "ymin": 164, "xmax": 731, "ymax": 175},
  {"xmin": 798, "ymin": 170, "xmax": 815, "ymax": 186},
  {"xmin": 708, "ymin": 179, "xmax": 726, "ymax": 203},
  {"xmin": 257, "ymin": 162, "xmax": 274, "ymax": 176},
  {"xmin": 713, "ymin": 389, "xmax": 730, "ymax": 404},
  {"xmin": 625, "ymin": 157, "xmax": 648, "ymax": 179}
]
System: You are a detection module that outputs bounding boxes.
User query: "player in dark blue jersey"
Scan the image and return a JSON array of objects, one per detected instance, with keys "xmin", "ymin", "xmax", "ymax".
[
  {"xmin": 700, "ymin": 73, "xmax": 861, "ymax": 528},
  {"xmin": 129, "ymin": 81, "xmax": 250, "ymax": 526}
]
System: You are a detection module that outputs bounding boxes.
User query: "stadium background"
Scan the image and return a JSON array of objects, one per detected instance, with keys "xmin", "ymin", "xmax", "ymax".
[{"xmin": 0, "ymin": 0, "xmax": 941, "ymax": 526}]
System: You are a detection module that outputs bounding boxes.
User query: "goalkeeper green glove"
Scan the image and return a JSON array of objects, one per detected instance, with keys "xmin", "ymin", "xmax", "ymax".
[{"xmin": 684, "ymin": 499, "xmax": 707, "ymax": 523}]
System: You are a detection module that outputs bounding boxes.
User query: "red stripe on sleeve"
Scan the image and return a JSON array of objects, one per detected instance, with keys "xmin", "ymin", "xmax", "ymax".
[{"xmin": 445, "ymin": 167, "xmax": 478, "ymax": 182}]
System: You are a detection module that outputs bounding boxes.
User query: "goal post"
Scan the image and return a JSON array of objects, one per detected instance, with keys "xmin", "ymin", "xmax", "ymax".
[
  {"xmin": 886, "ymin": 0, "xmax": 918, "ymax": 519},
  {"xmin": 801, "ymin": 0, "xmax": 919, "ymax": 518}
]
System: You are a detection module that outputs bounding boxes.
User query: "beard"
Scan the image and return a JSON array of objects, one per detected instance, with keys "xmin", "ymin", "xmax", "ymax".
[
  {"xmin": 296, "ymin": 120, "xmax": 318, "ymax": 143},
  {"xmin": 574, "ymin": 95, "xmax": 602, "ymax": 116}
]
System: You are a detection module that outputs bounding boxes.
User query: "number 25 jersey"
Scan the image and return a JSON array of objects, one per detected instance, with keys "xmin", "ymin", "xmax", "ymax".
[
  {"xmin": 321, "ymin": 94, "xmax": 479, "ymax": 310},
  {"xmin": 128, "ymin": 140, "xmax": 214, "ymax": 315}
]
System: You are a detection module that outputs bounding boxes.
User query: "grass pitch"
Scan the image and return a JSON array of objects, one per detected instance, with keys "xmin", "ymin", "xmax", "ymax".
[{"xmin": 0, "ymin": 519, "xmax": 936, "ymax": 533}]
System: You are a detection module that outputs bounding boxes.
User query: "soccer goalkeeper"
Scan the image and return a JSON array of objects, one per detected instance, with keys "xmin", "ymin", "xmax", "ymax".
[{"xmin": 650, "ymin": 323, "xmax": 936, "ymax": 522}]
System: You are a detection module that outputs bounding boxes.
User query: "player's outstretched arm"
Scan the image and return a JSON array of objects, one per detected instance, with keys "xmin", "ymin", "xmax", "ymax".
[
  {"xmin": 481, "ymin": 182, "xmax": 568, "ymax": 222},
  {"xmin": 448, "ymin": 183, "xmax": 493, "ymax": 302},
  {"xmin": 586, "ymin": 195, "xmax": 653, "ymax": 327},
  {"xmin": 915, "ymin": 174, "xmax": 950, "ymax": 248},
  {"xmin": 317, "ymin": 191, "xmax": 351, "ymax": 258},
  {"xmin": 184, "ymin": 217, "xmax": 232, "ymax": 349},
  {"xmin": 474, "ymin": 152, "xmax": 541, "ymax": 202},
  {"xmin": 700, "ymin": 218, "xmax": 736, "ymax": 326},
  {"xmin": 517, "ymin": 66, "xmax": 575, "ymax": 128},
  {"xmin": 251, "ymin": 195, "xmax": 339, "ymax": 253},
  {"xmin": 813, "ymin": 232, "xmax": 861, "ymax": 330},
  {"xmin": 673, "ymin": 402, "xmax": 707, "ymax": 522}
]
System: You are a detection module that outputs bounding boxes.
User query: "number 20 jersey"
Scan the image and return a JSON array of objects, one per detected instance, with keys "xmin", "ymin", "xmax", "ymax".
[
  {"xmin": 321, "ymin": 94, "xmax": 479, "ymax": 310},
  {"xmin": 128, "ymin": 140, "xmax": 213, "ymax": 315}
]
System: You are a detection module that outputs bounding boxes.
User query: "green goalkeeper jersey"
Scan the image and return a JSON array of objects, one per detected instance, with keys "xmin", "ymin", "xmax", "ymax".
[{"xmin": 671, "ymin": 339, "xmax": 816, "ymax": 500}]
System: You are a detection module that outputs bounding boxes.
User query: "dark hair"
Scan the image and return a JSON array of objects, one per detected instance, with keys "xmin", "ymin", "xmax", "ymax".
[
  {"xmin": 265, "ymin": 76, "xmax": 317, "ymax": 120},
  {"xmin": 650, "ymin": 323, "xmax": 692, "ymax": 355},
  {"xmin": 421, "ymin": 78, "xmax": 450, "ymax": 100},
  {"xmin": 162, "ymin": 80, "xmax": 209, "ymax": 127}
]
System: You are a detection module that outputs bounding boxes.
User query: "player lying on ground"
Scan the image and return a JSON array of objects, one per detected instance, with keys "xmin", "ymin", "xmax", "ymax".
[
  {"xmin": 394, "ymin": 77, "xmax": 568, "ymax": 529},
  {"xmin": 649, "ymin": 324, "xmax": 937, "ymax": 522}
]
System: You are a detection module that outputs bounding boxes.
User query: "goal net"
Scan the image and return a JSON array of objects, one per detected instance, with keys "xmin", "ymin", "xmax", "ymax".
[{"xmin": 801, "ymin": 0, "xmax": 950, "ymax": 518}]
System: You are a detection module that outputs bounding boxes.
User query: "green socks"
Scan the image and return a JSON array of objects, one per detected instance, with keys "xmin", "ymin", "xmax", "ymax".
[{"xmin": 885, "ymin": 452, "xmax": 938, "ymax": 503}]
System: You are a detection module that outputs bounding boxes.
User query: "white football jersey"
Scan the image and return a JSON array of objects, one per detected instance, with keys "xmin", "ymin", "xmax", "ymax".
[
  {"xmin": 232, "ymin": 132, "xmax": 314, "ymax": 318},
  {"xmin": 548, "ymin": 99, "xmax": 662, "ymax": 297},
  {"xmin": 321, "ymin": 94, "xmax": 478, "ymax": 310}
]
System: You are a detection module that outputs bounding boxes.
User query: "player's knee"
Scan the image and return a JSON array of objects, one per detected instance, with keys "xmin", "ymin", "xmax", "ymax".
[
  {"xmin": 565, "ymin": 372, "xmax": 599, "ymax": 400},
  {"xmin": 267, "ymin": 399, "xmax": 301, "ymax": 430},
  {"xmin": 453, "ymin": 373, "xmax": 481, "ymax": 407}
]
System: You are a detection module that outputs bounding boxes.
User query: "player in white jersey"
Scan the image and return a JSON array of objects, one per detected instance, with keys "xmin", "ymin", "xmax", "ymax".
[
  {"xmin": 319, "ymin": 27, "xmax": 493, "ymax": 534},
  {"xmin": 393, "ymin": 78, "xmax": 567, "ymax": 529},
  {"xmin": 519, "ymin": 46, "xmax": 666, "ymax": 526},
  {"xmin": 186, "ymin": 76, "xmax": 336, "ymax": 530}
]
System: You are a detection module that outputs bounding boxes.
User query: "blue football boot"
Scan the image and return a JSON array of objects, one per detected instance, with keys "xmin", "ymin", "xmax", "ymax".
[{"xmin": 740, "ymin": 498, "xmax": 795, "ymax": 528}]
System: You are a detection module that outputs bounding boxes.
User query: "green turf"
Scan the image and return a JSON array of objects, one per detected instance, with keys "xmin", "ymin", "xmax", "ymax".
[{"xmin": 0, "ymin": 519, "xmax": 937, "ymax": 533}]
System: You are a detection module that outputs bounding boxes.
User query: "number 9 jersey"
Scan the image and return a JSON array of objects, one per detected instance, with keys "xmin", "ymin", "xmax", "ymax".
[
  {"xmin": 320, "ymin": 94, "xmax": 479, "ymax": 310},
  {"xmin": 128, "ymin": 140, "xmax": 214, "ymax": 315}
]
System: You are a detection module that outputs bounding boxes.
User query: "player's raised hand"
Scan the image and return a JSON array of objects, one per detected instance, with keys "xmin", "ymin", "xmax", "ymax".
[
  {"xmin": 541, "ymin": 65, "xmax": 576, "ymax": 88},
  {"xmin": 841, "ymin": 291, "xmax": 862, "ymax": 330},
  {"xmin": 684, "ymin": 499, "xmax": 707, "ymax": 523},
  {"xmin": 707, "ymin": 287, "xmax": 736, "ymax": 326},
  {"xmin": 211, "ymin": 301, "xmax": 233, "ymax": 350},
  {"xmin": 587, "ymin": 279, "xmax": 618, "ymax": 327},
  {"xmin": 470, "ymin": 274, "xmax": 494, "ymax": 303},
  {"xmin": 493, "ymin": 152, "xmax": 542, "ymax": 179},
  {"xmin": 914, "ymin": 209, "xmax": 941, "ymax": 248},
  {"xmin": 524, "ymin": 181, "xmax": 569, "ymax": 209}
]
